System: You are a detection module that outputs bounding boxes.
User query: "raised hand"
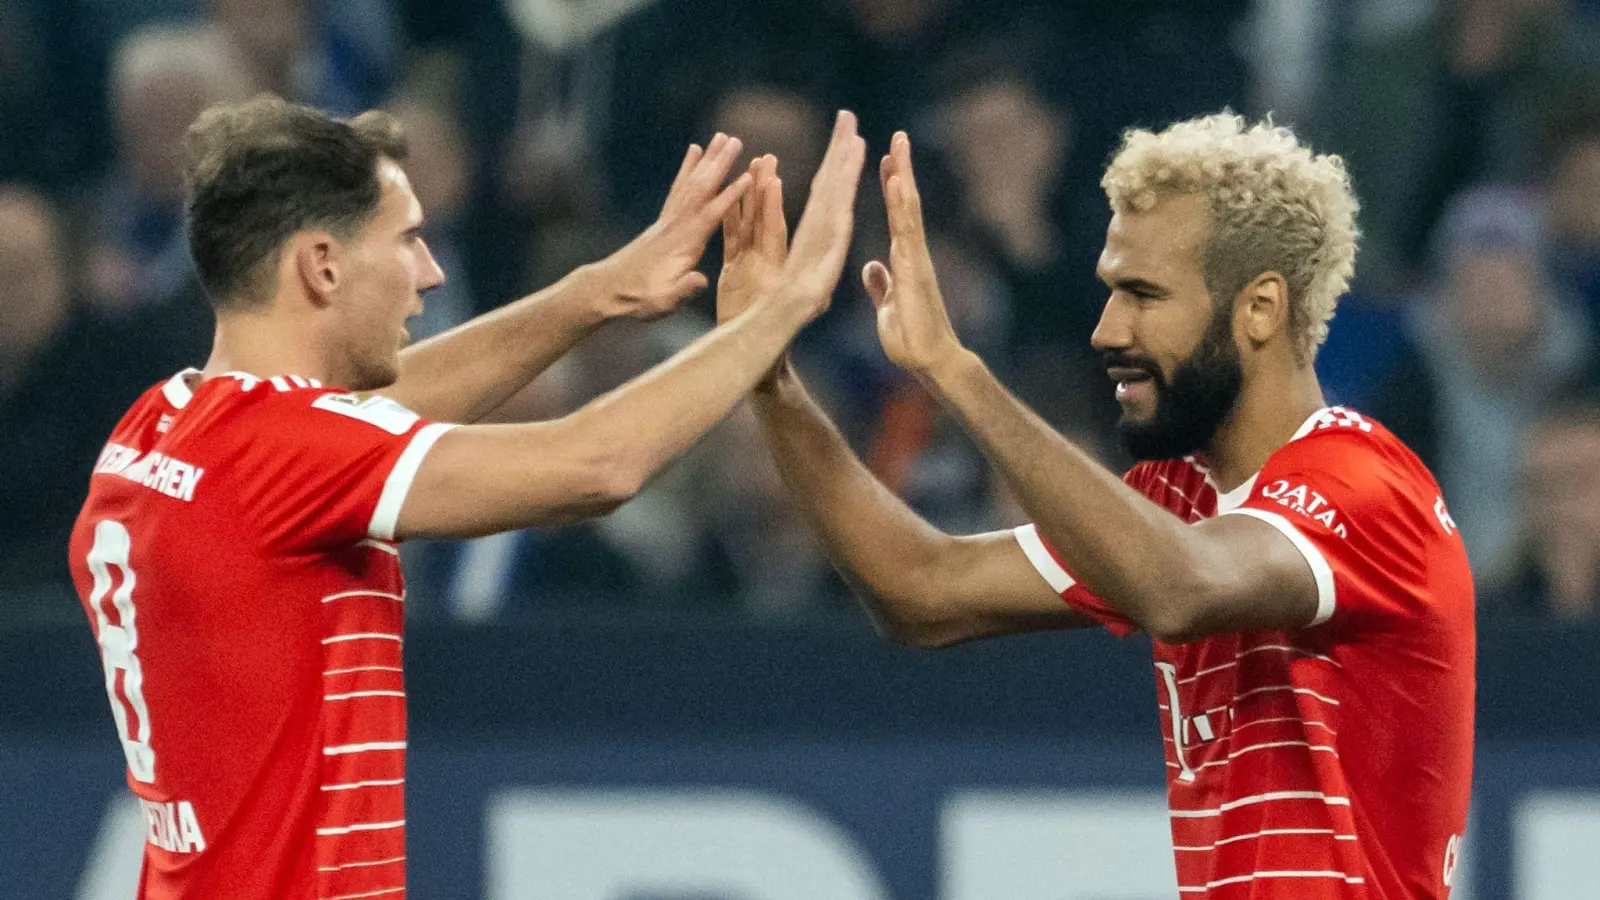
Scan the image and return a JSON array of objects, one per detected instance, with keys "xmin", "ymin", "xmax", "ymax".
[
  {"xmin": 591, "ymin": 134, "xmax": 754, "ymax": 320},
  {"xmin": 776, "ymin": 111, "xmax": 868, "ymax": 322},
  {"xmin": 864, "ymin": 132, "xmax": 964, "ymax": 375},
  {"xmin": 717, "ymin": 154, "xmax": 786, "ymax": 324}
]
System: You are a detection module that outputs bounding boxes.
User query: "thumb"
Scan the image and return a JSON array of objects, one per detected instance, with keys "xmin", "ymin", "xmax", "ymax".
[
  {"xmin": 862, "ymin": 260, "xmax": 893, "ymax": 307},
  {"xmin": 673, "ymin": 271, "xmax": 709, "ymax": 298}
]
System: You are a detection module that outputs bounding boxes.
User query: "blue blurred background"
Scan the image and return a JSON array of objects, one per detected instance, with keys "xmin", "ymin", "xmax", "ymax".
[{"xmin": 3, "ymin": 0, "xmax": 1600, "ymax": 897}]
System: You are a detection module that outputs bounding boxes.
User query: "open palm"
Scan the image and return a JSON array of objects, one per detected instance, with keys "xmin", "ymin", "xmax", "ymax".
[
  {"xmin": 599, "ymin": 134, "xmax": 753, "ymax": 321},
  {"xmin": 865, "ymin": 132, "xmax": 963, "ymax": 375},
  {"xmin": 717, "ymin": 155, "xmax": 786, "ymax": 324}
]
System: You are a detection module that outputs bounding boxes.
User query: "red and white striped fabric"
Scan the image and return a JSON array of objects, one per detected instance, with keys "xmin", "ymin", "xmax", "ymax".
[
  {"xmin": 1015, "ymin": 407, "xmax": 1475, "ymax": 898},
  {"xmin": 70, "ymin": 370, "xmax": 453, "ymax": 900}
]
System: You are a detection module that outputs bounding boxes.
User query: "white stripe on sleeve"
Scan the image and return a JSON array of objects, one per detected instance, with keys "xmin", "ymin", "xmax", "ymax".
[
  {"xmin": 1013, "ymin": 524, "xmax": 1077, "ymax": 593},
  {"xmin": 368, "ymin": 422, "xmax": 457, "ymax": 541},
  {"xmin": 1217, "ymin": 507, "xmax": 1336, "ymax": 625}
]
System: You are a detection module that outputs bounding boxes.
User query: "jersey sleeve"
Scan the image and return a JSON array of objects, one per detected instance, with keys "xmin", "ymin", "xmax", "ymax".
[
  {"xmin": 1217, "ymin": 422, "xmax": 1441, "ymax": 629},
  {"xmin": 1013, "ymin": 523, "xmax": 1140, "ymax": 637},
  {"xmin": 241, "ymin": 390, "xmax": 456, "ymax": 552},
  {"xmin": 1010, "ymin": 465, "xmax": 1155, "ymax": 638}
]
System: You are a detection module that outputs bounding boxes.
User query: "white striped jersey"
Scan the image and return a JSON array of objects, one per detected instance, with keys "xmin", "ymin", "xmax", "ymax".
[
  {"xmin": 1015, "ymin": 407, "xmax": 1475, "ymax": 898},
  {"xmin": 70, "ymin": 369, "xmax": 454, "ymax": 900}
]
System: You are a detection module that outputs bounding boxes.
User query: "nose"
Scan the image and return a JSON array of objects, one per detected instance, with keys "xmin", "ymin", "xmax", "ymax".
[
  {"xmin": 1090, "ymin": 294, "xmax": 1134, "ymax": 355},
  {"xmin": 418, "ymin": 239, "xmax": 446, "ymax": 293}
]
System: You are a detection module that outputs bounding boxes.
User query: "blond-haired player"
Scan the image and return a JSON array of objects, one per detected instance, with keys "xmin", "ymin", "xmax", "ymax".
[{"xmin": 720, "ymin": 114, "xmax": 1473, "ymax": 898}]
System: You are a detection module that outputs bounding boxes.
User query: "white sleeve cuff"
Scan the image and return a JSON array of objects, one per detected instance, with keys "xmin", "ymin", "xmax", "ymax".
[
  {"xmin": 1218, "ymin": 507, "xmax": 1337, "ymax": 626},
  {"xmin": 368, "ymin": 422, "xmax": 457, "ymax": 541},
  {"xmin": 1013, "ymin": 524, "xmax": 1077, "ymax": 594}
]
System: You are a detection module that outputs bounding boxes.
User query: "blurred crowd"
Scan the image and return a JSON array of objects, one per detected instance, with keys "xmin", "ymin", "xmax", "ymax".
[{"xmin": 3, "ymin": 0, "xmax": 1599, "ymax": 627}]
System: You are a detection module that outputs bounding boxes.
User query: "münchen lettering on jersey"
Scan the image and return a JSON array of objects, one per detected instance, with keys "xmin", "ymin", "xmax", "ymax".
[
  {"xmin": 94, "ymin": 442, "xmax": 205, "ymax": 503},
  {"xmin": 70, "ymin": 370, "xmax": 455, "ymax": 900}
]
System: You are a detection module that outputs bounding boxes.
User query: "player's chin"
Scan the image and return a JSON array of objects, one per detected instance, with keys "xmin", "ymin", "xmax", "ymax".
[{"xmin": 1114, "ymin": 392, "xmax": 1159, "ymax": 422}]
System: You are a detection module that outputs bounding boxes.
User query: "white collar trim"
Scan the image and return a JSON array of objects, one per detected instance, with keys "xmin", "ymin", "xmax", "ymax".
[
  {"xmin": 1209, "ymin": 406, "xmax": 1330, "ymax": 513},
  {"xmin": 161, "ymin": 368, "xmax": 202, "ymax": 409}
]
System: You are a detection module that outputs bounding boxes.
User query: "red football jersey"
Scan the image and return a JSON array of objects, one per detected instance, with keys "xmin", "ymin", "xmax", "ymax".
[
  {"xmin": 68, "ymin": 369, "xmax": 454, "ymax": 900},
  {"xmin": 1014, "ymin": 406, "xmax": 1475, "ymax": 898}
]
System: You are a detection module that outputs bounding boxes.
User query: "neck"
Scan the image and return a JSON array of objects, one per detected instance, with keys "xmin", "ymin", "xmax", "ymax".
[
  {"xmin": 1203, "ymin": 360, "xmax": 1325, "ymax": 492},
  {"xmin": 199, "ymin": 301, "xmax": 339, "ymax": 386}
]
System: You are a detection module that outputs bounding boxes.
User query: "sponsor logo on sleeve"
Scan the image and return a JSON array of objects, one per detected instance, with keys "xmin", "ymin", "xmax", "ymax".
[{"xmin": 1259, "ymin": 479, "xmax": 1348, "ymax": 538}]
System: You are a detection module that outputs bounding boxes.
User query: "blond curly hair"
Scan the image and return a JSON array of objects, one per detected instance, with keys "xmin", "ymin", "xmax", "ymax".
[{"xmin": 1101, "ymin": 112, "xmax": 1360, "ymax": 361}]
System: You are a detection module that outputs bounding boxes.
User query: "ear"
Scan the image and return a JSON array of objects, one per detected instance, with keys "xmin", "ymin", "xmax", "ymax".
[
  {"xmin": 1236, "ymin": 271, "xmax": 1289, "ymax": 348},
  {"xmin": 291, "ymin": 231, "xmax": 341, "ymax": 307}
]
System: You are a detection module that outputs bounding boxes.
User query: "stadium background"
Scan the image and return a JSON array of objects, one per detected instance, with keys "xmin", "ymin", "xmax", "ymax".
[{"xmin": 3, "ymin": 0, "xmax": 1600, "ymax": 896}]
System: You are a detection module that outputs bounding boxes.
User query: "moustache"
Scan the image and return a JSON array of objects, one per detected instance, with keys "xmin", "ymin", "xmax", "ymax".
[{"xmin": 1101, "ymin": 351, "xmax": 1162, "ymax": 381}]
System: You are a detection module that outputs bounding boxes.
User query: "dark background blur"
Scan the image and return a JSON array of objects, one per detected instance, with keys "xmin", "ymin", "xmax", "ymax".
[
  {"xmin": 5, "ymin": 0, "xmax": 1600, "ymax": 626},
  {"xmin": 4, "ymin": 1, "xmax": 1600, "ymax": 896}
]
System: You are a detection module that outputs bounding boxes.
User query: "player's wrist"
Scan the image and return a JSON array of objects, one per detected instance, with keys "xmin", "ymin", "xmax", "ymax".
[
  {"xmin": 918, "ymin": 344, "xmax": 981, "ymax": 395},
  {"xmin": 752, "ymin": 353, "xmax": 797, "ymax": 397},
  {"xmin": 562, "ymin": 262, "xmax": 633, "ymax": 327}
]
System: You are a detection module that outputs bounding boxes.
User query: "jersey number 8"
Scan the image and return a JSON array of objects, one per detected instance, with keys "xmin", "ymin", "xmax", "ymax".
[{"xmin": 86, "ymin": 519, "xmax": 157, "ymax": 783}]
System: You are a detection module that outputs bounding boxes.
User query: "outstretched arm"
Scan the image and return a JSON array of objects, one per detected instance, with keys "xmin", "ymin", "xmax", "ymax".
[
  {"xmin": 718, "ymin": 156, "xmax": 1092, "ymax": 647},
  {"xmin": 754, "ymin": 363, "xmax": 1092, "ymax": 645},
  {"xmin": 395, "ymin": 113, "xmax": 869, "ymax": 539},
  {"xmin": 384, "ymin": 136, "xmax": 752, "ymax": 423},
  {"xmin": 866, "ymin": 133, "xmax": 1317, "ymax": 643}
]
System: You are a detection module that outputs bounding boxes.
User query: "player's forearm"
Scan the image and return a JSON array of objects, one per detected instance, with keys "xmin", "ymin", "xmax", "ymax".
[
  {"xmin": 923, "ymin": 349, "xmax": 1217, "ymax": 639},
  {"xmin": 751, "ymin": 363, "xmax": 962, "ymax": 639},
  {"xmin": 567, "ymin": 295, "xmax": 815, "ymax": 498},
  {"xmin": 386, "ymin": 265, "xmax": 614, "ymax": 423}
]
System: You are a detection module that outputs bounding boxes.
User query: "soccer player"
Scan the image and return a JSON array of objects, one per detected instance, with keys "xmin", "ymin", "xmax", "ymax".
[
  {"xmin": 67, "ymin": 95, "xmax": 867, "ymax": 900},
  {"xmin": 719, "ymin": 115, "xmax": 1474, "ymax": 898}
]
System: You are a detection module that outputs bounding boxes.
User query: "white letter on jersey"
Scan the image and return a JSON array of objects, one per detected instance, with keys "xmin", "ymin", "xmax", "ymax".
[
  {"xmin": 485, "ymin": 789, "xmax": 889, "ymax": 900},
  {"xmin": 177, "ymin": 801, "xmax": 206, "ymax": 852},
  {"xmin": 1435, "ymin": 496, "xmax": 1457, "ymax": 536},
  {"xmin": 86, "ymin": 520, "xmax": 156, "ymax": 783}
]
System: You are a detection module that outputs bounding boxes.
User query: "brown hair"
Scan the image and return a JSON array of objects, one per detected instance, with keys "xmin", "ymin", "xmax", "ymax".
[{"xmin": 182, "ymin": 93, "xmax": 408, "ymax": 309}]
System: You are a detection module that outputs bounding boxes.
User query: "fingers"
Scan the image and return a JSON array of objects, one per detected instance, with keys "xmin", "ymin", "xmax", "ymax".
[
  {"xmin": 700, "ymin": 171, "xmax": 755, "ymax": 237},
  {"xmin": 884, "ymin": 132, "xmax": 928, "ymax": 247},
  {"xmin": 663, "ymin": 143, "xmax": 705, "ymax": 213},
  {"xmin": 673, "ymin": 270, "xmax": 710, "ymax": 299},
  {"xmin": 739, "ymin": 156, "xmax": 765, "ymax": 242},
  {"xmin": 820, "ymin": 112, "xmax": 867, "ymax": 195},
  {"xmin": 879, "ymin": 147, "xmax": 894, "ymax": 206},
  {"xmin": 662, "ymin": 133, "xmax": 743, "ymax": 220},
  {"xmin": 862, "ymin": 260, "xmax": 893, "ymax": 306},
  {"xmin": 754, "ymin": 155, "xmax": 787, "ymax": 258},
  {"xmin": 722, "ymin": 194, "xmax": 744, "ymax": 262},
  {"xmin": 790, "ymin": 111, "xmax": 866, "ymax": 261},
  {"xmin": 696, "ymin": 133, "xmax": 743, "ymax": 198}
]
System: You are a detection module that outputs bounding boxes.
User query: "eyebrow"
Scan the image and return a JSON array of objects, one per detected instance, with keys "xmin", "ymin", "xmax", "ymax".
[
  {"xmin": 1102, "ymin": 275, "xmax": 1170, "ymax": 297},
  {"xmin": 403, "ymin": 220, "xmax": 426, "ymax": 239}
]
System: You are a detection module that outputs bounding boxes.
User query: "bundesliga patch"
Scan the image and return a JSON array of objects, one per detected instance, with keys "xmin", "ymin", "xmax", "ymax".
[{"xmin": 311, "ymin": 393, "xmax": 421, "ymax": 435}]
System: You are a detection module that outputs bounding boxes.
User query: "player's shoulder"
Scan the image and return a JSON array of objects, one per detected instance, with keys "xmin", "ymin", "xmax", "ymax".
[
  {"xmin": 202, "ymin": 373, "xmax": 422, "ymax": 436},
  {"xmin": 1275, "ymin": 406, "xmax": 1428, "ymax": 476},
  {"xmin": 107, "ymin": 377, "xmax": 183, "ymax": 440},
  {"xmin": 1264, "ymin": 405, "xmax": 1442, "ymax": 511}
]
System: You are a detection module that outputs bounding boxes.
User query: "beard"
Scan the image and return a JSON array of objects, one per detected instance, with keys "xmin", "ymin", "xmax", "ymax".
[{"xmin": 1109, "ymin": 304, "xmax": 1244, "ymax": 461}]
